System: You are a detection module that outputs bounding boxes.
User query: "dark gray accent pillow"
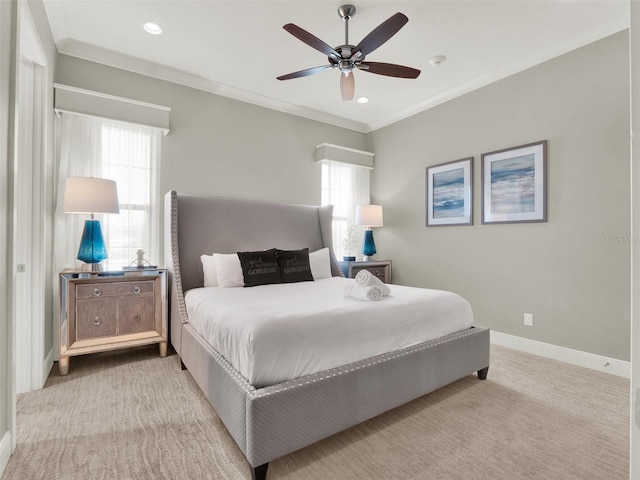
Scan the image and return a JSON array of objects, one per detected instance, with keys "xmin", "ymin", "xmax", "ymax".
[
  {"xmin": 237, "ymin": 249, "xmax": 282, "ymax": 287},
  {"xmin": 276, "ymin": 248, "xmax": 314, "ymax": 283}
]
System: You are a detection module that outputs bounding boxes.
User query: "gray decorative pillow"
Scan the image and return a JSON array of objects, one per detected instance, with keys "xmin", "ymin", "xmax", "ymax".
[
  {"xmin": 276, "ymin": 248, "xmax": 314, "ymax": 283},
  {"xmin": 237, "ymin": 249, "xmax": 282, "ymax": 287}
]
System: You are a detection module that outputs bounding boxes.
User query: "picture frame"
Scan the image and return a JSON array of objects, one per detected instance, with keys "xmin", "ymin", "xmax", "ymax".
[
  {"xmin": 481, "ymin": 140, "xmax": 547, "ymax": 224},
  {"xmin": 426, "ymin": 157, "xmax": 473, "ymax": 226}
]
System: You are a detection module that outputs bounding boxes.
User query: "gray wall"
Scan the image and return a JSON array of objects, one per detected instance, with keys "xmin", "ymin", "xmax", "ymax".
[{"xmin": 368, "ymin": 31, "xmax": 630, "ymax": 361}]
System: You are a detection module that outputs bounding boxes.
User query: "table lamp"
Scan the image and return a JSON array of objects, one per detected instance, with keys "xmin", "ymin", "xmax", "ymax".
[
  {"xmin": 355, "ymin": 204, "xmax": 383, "ymax": 261},
  {"xmin": 64, "ymin": 176, "xmax": 119, "ymax": 271}
]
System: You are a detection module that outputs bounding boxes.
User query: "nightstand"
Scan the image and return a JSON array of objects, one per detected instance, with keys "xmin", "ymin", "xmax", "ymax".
[
  {"xmin": 58, "ymin": 268, "xmax": 167, "ymax": 375},
  {"xmin": 339, "ymin": 260, "xmax": 392, "ymax": 284}
]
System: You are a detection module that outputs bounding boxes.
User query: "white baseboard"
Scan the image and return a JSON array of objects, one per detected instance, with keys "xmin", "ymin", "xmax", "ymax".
[
  {"xmin": 491, "ymin": 331, "xmax": 630, "ymax": 379},
  {"xmin": 0, "ymin": 430, "xmax": 12, "ymax": 478},
  {"xmin": 42, "ymin": 347, "xmax": 54, "ymax": 388}
]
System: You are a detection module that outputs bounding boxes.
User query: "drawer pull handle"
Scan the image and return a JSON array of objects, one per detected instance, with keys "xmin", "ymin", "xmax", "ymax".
[
  {"xmin": 133, "ymin": 286, "xmax": 141, "ymax": 294},
  {"xmin": 134, "ymin": 314, "xmax": 141, "ymax": 321},
  {"xmin": 93, "ymin": 288, "xmax": 102, "ymax": 297},
  {"xmin": 93, "ymin": 317, "xmax": 101, "ymax": 326}
]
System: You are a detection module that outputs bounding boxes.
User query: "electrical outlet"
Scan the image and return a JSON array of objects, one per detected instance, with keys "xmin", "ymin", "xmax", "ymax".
[{"xmin": 524, "ymin": 313, "xmax": 533, "ymax": 327}]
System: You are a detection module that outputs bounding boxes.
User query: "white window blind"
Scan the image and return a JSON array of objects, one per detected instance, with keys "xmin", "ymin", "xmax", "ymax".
[
  {"xmin": 321, "ymin": 160, "xmax": 370, "ymax": 259},
  {"xmin": 100, "ymin": 122, "xmax": 159, "ymax": 268}
]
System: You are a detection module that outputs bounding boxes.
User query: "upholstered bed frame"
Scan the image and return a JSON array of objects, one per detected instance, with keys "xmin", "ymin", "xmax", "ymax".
[{"xmin": 164, "ymin": 191, "xmax": 490, "ymax": 480}]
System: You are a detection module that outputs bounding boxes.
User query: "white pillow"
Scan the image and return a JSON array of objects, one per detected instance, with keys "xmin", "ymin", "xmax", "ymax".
[
  {"xmin": 213, "ymin": 253, "xmax": 244, "ymax": 287},
  {"xmin": 200, "ymin": 254, "xmax": 218, "ymax": 287},
  {"xmin": 309, "ymin": 247, "xmax": 332, "ymax": 280}
]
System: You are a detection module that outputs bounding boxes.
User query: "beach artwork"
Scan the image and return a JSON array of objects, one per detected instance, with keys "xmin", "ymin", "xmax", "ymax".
[
  {"xmin": 481, "ymin": 140, "xmax": 547, "ymax": 224},
  {"xmin": 433, "ymin": 168, "xmax": 465, "ymax": 218},
  {"xmin": 490, "ymin": 153, "xmax": 535, "ymax": 214},
  {"xmin": 426, "ymin": 157, "xmax": 473, "ymax": 226}
]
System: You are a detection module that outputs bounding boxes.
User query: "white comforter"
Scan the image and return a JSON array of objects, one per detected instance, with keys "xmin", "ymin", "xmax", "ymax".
[{"xmin": 184, "ymin": 277, "xmax": 474, "ymax": 388}]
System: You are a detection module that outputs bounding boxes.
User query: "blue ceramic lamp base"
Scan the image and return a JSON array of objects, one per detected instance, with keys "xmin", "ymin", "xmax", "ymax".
[{"xmin": 362, "ymin": 229, "xmax": 377, "ymax": 261}]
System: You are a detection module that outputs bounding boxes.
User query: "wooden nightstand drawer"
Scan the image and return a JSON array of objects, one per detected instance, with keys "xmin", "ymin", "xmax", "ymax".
[
  {"xmin": 76, "ymin": 298, "xmax": 117, "ymax": 339},
  {"xmin": 118, "ymin": 296, "xmax": 155, "ymax": 335},
  {"xmin": 76, "ymin": 280, "xmax": 154, "ymax": 298}
]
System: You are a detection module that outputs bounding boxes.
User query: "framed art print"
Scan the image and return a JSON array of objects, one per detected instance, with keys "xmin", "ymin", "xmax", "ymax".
[
  {"xmin": 481, "ymin": 140, "xmax": 547, "ymax": 224},
  {"xmin": 426, "ymin": 157, "xmax": 473, "ymax": 226}
]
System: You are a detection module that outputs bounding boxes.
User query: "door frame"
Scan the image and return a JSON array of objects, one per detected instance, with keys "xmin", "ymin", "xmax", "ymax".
[{"xmin": 630, "ymin": 3, "xmax": 640, "ymax": 477}]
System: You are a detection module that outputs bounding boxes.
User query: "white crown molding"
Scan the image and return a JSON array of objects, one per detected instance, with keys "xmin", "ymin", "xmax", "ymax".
[
  {"xmin": 491, "ymin": 330, "xmax": 630, "ymax": 379},
  {"xmin": 56, "ymin": 39, "xmax": 370, "ymax": 134},
  {"xmin": 368, "ymin": 20, "xmax": 629, "ymax": 132}
]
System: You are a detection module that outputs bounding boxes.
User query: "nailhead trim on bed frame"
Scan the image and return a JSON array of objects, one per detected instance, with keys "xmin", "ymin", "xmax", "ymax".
[
  {"xmin": 169, "ymin": 191, "xmax": 190, "ymax": 326},
  {"xmin": 185, "ymin": 320, "xmax": 488, "ymax": 398},
  {"xmin": 251, "ymin": 325, "xmax": 487, "ymax": 397},
  {"xmin": 185, "ymin": 323, "xmax": 257, "ymax": 393}
]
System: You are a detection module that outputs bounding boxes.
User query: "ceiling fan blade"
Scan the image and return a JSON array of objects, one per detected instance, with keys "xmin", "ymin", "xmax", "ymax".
[
  {"xmin": 340, "ymin": 72, "xmax": 355, "ymax": 101},
  {"xmin": 358, "ymin": 62, "xmax": 421, "ymax": 79},
  {"xmin": 277, "ymin": 65, "xmax": 333, "ymax": 81},
  {"xmin": 283, "ymin": 23, "xmax": 340, "ymax": 59},
  {"xmin": 353, "ymin": 12, "xmax": 408, "ymax": 58}
]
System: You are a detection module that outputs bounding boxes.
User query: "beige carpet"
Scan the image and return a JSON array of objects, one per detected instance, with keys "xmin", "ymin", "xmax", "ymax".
[{"xmin": 2, "ymin": 344, "xmax": 629, "ymax": 480}]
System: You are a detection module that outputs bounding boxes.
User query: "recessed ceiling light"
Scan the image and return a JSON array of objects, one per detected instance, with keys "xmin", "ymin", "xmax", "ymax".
[
  {"xmin": 143, "ymin": 22, "xmax": 162, "ymax": 35},
  {"xmin": 357, "ymin": 97, "xmax": 369, "ymax": 104}
]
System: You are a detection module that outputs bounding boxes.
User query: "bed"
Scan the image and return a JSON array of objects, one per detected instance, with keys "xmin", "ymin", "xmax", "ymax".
[{"xmin": 164, "ymin": 191, "xmax": 490, "ymax": 480}]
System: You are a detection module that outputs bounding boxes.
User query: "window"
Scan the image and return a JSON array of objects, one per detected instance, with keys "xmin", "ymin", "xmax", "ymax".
[
  {"xmin": 320, "ymin": 160, "xmax": 370, "ymax": 259},
  {"xmin": 100, "ymin": 122, "xmax": 159, "ymax": 268},
  {"xmin": 54, "ymin": 114, "xmax": 161, "ymax": 272}
]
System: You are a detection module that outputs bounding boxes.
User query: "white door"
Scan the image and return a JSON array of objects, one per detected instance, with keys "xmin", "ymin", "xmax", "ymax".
[
  {"xmin": 14, "ymin": 57, "xmax": 35, "ymax": 394},
  {"xmin": 13, "ymin": 0, "xmax": 47, "ymax": 394}
]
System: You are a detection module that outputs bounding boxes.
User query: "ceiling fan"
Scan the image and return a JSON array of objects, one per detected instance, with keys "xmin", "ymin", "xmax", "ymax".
[{"xmin": 277, "ymin": 4, "xmax": 421, "ymax": 101}]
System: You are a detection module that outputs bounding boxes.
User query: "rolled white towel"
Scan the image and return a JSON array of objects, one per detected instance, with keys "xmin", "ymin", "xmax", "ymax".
[
  {"xmin": 354, "ymin": 269, "xmax": 391, "ymax": 296},
  {"xmin": 344, "ymin": 285, "xmax": 384, "ymax": 302}
]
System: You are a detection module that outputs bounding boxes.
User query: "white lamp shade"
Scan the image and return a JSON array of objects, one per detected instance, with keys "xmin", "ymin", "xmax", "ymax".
[
  {"xmin": 63, "ymin": 177, "xmax": 120, "ymax": 214},
  {"xmin": 355, "ymin": 204, "xmax": 383, "ymax": 227}
]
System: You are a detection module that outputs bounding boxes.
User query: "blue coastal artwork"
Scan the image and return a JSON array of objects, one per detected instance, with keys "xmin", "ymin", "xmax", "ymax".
[
  {"xmin": 491, "ymin": 154, "xmax": 535, "ymax": 214},
  {"xmin": 433, "ymin": 167, "xmax": 465, "ymax": 218}
]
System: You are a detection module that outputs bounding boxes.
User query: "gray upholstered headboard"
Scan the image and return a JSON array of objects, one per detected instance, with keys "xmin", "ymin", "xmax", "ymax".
[{"xmin": 164, "ymin": 191, "xmax": 342, "ymax": 355}]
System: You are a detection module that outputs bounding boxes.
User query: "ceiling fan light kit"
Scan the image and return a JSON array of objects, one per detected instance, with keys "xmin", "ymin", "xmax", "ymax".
[{"xmin": 277, "ymin": 4, "xmax": 421, "ymax": 101}]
